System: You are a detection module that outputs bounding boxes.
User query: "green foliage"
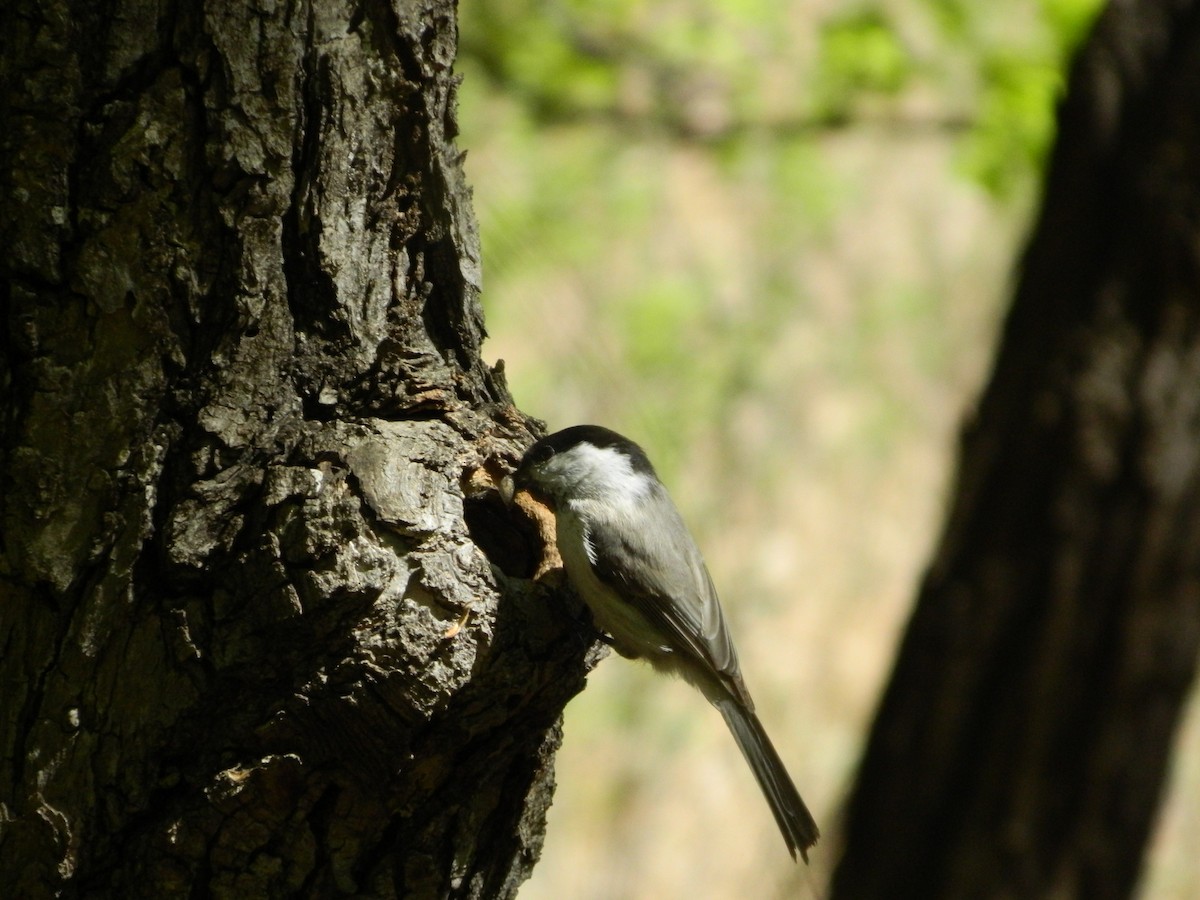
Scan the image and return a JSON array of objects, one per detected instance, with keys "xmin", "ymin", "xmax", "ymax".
[
  {"xmin": 463, "ymin": 0, "xmax": 1105, "ymax": 200},
  {"xmin": 462, "ymin": 0, "xmax": 620, "ymax": 115},
  {"xmin": 959, "ymin": 53, "xmax": 1062, "ymax": 197},
  {"xmin": 815, "ymin": 11, "xmax": 913, "ymax": 116},
  {"xmin": 456, "ymin": 0, "xmax": 1106, "ymax": 478},
  {"xmin": 925, "ymin": 0, "xmax": 1106, "ymax": 196}
]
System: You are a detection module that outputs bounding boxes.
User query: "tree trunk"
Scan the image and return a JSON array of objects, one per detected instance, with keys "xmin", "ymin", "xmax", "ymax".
[
  {"xmin": 1, "ymin": 1, "xmax": 586, "ymax": 897},
  {"xmin": 832, "ymin": 0, "xmax": 1200, "ymax": 896}
]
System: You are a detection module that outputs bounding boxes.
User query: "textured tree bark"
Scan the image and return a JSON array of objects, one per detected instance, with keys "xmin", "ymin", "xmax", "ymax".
[
  {"xmin": 832, "ymin": 0, "xmax": 1200, "ymax": 897},
  {"xmin": 1, "ymin": 1, "xmax": 589, "ymax": 897}
]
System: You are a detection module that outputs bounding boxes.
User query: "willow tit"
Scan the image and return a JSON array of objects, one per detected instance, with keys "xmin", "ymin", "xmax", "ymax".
[{"xmin": 509, "ymin": 425, "xmax": 819, "ymax": 861}]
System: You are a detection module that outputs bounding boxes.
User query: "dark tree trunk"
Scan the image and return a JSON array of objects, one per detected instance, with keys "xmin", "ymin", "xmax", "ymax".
[
  {"xmin": 0, "ymin": 1, "xmax": 586, "ymax": 897},
  {"xmin": 832, "ymin": 0, "xmax": 1200, "ymax": 897}
]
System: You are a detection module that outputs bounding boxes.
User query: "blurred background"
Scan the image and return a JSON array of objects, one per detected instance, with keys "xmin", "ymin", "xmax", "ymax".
[{"xmin": 453, "ymin": 1, "xmax": 1199, "ymax": 896}]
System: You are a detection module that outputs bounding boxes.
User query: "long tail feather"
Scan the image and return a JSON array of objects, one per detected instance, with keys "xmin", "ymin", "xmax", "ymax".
[{"xmin": 717, "ymin": 698, "xmax": 819, "ymax": 862}]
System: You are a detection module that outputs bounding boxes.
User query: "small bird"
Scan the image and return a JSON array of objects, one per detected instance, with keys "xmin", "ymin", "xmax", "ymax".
[{"xmin": 508, "ymin": 424, "xmax": 818, "ymax": 861}]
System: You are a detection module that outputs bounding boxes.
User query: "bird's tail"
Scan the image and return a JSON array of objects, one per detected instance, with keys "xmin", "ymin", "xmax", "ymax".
[{"xmin": 716, "ymin": 697, "xmax": 819, "ymax": 862}]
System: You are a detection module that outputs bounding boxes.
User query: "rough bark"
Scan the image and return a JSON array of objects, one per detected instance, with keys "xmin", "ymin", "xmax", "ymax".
[
  {"xmin": 1, "ymin": 1, "xmax": 589, "ymax": 897},
  {"xmin": 832, "ymin": 0, "xmax": 1200, "ymax": 897}
]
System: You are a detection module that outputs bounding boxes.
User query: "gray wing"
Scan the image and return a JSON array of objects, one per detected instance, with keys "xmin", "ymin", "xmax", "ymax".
[{"xmin": 587, "ymin": 491, "xmax": 750, "ymax": 704}]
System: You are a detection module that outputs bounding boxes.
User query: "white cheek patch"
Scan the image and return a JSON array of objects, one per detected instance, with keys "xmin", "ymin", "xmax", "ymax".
[{"xmin": 557, "ymin": 442, "xmax": 654, "ymax": 503}]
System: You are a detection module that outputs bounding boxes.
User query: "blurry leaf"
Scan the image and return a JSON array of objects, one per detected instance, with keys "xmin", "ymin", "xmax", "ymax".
[
  {"xmin": 957, "ymin": 57, "xmax": 1062, "ymax": 197},
  {"xmin": 1042, "ymin": 0, "xmax": 1103, "ymax": 54},
  {"xmin": 920, "ymin": 0, "xmax": 1104, "ymax": 197},
  {"xmin": 816, "ymin": 11, "xmax": 912, "ymax": 116}
]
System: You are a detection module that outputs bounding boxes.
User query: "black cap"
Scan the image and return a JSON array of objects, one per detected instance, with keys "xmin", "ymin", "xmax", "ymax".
[{"xmin": 519, "ymin": 425, "xmax": 658, "ymax": 478}]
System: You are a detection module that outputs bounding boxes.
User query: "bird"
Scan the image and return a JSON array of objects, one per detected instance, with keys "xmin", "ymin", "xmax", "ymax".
[{"xmin": 506, "ymin": 424, "xmax": 818, "ymax": 861}]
